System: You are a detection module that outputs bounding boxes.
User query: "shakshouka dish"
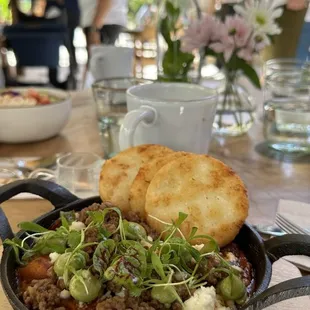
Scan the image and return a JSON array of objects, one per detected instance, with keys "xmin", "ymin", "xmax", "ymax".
[
  {"xmin": 4, "ymin": 145, "xmax": 253, "ymax": 310},
  {"xmin": 0, "ymin": 89, "xmax": 60, "ymax": 107}
]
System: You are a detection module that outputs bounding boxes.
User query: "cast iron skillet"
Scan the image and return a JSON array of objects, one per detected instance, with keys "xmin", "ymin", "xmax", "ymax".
[{"xmin": 0, "ymin": 179, "xmax": 310, "ymax": 310}]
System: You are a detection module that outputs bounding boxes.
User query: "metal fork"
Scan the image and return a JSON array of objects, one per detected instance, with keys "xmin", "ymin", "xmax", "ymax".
[{"xmin": 275, "ymin": 213, "xmax": 310, "ymax": 235}]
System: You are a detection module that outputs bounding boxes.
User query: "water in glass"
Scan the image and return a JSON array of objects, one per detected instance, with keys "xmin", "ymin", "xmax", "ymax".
[
  {"xmin": 264, "ymin": 99, "xmax": 310, "ymax": 153},
  {"xmin": 93, "ymin": 78, "xmax": 151, "ymax": 158}
]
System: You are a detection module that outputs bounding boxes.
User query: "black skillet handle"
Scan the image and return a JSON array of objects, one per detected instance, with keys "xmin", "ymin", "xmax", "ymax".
[
  {"xmin": 242, "ymin": 234, "xmax": 310, "ymax": 310},
  {"xmin": 0, "ymin": 179, "xmax": 79, "ymax": 241},
  {"xmin": 242, "ymin": 276, "xmax": 310, "ymax": 310},
  {"xmin": 0, "ymin": 179, "xmax": 79, "ymax": 207}
]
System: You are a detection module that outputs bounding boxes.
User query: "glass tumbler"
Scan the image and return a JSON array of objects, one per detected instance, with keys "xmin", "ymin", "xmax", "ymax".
[
  {"xmin": 263, "ymin": 59, "xmax": 310, "ymax": 154},
  {"xmin": 29, "ymin": 153, "xmax": 103, "ymax": 198},
  {"xmin": 263, "ymin": 58, "xmax": 310, "ymax": 101},
  {"xmin": 263, "ymin": 58, "xmax": 307, "ymax": 81},
  {"xmin": 264, "ymin": 98, "xmax": 310, "ymax": 154},
  {"xmin": 56, "ymin": 153, "xmax": 102, "ymax": 197},
  {"xmin": 92, "ymin": 78, "xmax": 152, "ymax": 159}
]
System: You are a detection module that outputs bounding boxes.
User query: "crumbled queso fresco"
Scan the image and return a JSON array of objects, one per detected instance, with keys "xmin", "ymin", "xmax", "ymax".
[
  {"xmin": 49, "ymin": 252, "xmax": 60, "ymax": 264},
  {"xmin": 60, "ymin": 289, "xmax": 71, "ymax": 299},
  {"xmin": 69, "ymin": 221, "xmax": 86, "ymax": 231},
  {"xmin": 184, "ymin": 286, "xmax": 230, "ymax": 310}
]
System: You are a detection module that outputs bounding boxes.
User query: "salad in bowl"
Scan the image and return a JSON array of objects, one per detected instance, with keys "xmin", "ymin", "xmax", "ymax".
[
  {"xmin": 0, "ymin": 89, "xmax": 61, "ymax": 107},
  {"xmin": 0, "ymin": 87, "xmax": 71, "ymax": 143}
]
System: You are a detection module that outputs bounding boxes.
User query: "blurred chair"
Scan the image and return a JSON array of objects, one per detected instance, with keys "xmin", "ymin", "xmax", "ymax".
[
  {"xmin": 2, "ymin": 6, "xmax": 76, "ymax": 89},
  {"xmin": 84, "ymin": 45, "xmax": 134, "ymax": 88}
]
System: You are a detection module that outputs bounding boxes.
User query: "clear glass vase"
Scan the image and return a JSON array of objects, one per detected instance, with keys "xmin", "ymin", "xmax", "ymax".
[
  {"xmin": 156, "ymin": 0, "xmax": 201, "ymax": 82},
  {"xmin": 213, "ymin": 72, "xmax": 255, "ymax": 136}
]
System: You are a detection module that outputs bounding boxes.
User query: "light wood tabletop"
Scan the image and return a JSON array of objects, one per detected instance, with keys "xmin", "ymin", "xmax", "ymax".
[
  {"xmin": 0, "ymin": 88, "xmax": 309, "ymax": 309},
  {"xmin": 0, "ymin": 89, "xmax": 308, "ymax": 226}
]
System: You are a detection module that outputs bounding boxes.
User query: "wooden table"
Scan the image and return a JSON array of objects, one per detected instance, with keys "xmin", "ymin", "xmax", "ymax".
[
  {"xmin": 0, "ymin": 89, "xmax": 309, "ymax": 309},
  {"xmin": 0, "ymin": 87, "xmax": 309, "ymax": 227}
]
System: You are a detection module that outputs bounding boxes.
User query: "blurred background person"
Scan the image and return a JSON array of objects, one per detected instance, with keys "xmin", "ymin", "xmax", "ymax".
[
  {"xmin": 45, "ymin": 0, "xmax": 80, "ymax": 74},
  {"xmin": 44, "ymin": 0, "xmax": 80, "ymax": 88},
  {"xmin": 79, "ymin": 0, "xmax": 128, "ymax": 48},
  {"xmin": 79, "ymin": 0, "xmax": 128, "ymax": 86},
  {"xmin": 296, "ymin": 1, "xmax": 310, "ymax": 60},
  {"xmin": 64, "ymin": 0, "xmax": 80, "ymax": 74}
]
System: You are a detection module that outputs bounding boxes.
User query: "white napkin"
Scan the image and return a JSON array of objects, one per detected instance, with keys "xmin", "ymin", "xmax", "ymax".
[
  {"xmin": 260, "ymin": 200, "xmax": 310, "ymax": 308},
  {"xmin": 266, "ymin": 259, "xmax": 310, "ymax": 309},
  {"xmin": 277, "ymin": 199, "xmax": 310, "ymax": 271},
  {"xmin": 278, "ymin": 199, "xmax": 310, "ymax": 231}
]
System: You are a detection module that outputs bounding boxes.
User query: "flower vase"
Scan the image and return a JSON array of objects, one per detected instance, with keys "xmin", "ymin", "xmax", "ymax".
[
  {"xmin": 213, "ymin": 72, "xmax": 255, "ymax": 136},
  {"xmin": 156, "ymin": 0, "xmax": 201, "ymax": 82}
]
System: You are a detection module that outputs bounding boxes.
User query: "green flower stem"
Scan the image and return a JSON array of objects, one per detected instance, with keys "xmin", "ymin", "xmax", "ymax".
[
  {"xmin": 230, "ymin": 84, "xmax": 242, "ymax": 128},
  {"xmin": 221, "ymin": 69, "xmax": 244, "ymax": 129},
  {"xmin": 218, "ymin": 90, "xmax": 225, "ymax": 129},
  {"xmin": 158, "ymin": 0, "xmax": 195, "ymax": 82}
]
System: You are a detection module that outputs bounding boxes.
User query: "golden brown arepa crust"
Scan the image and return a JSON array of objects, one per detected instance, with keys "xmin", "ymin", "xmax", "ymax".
[
  {"xmin": 145, "ymin": 154, "xmax": 249, "ymax": 247},
  {"xmin": 99, "ymin": 144, "xmax": 173, "ymax": 213},
  {"xmin": 129, "ymin": 152, "xmax": 191, "ymax": 218}
]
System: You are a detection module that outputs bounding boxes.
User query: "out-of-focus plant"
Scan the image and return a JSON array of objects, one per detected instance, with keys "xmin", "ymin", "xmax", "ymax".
[
  {"xmin": 158, "ymin": 0, "xmax": 195, "ymax": 82},
  {"xmin": 0, "ymin": 0, "xmax": 12, "ymax": 23},
  {"xmin": 128, "ymin": 0, "xmax": 153, "ymax": 23}
]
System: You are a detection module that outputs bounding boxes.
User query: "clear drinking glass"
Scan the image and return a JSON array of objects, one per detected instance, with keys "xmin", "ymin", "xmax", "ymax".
[
  {"xmin": 56, "ymin": 153, "xmax": 102, "ymax": 197},
  {"xmin": 264, "ymin": 98, "xmax": 310, "ymax": 153},
  {"xmin": 263, "ymin": 58, "xmax": 306, "ymax": 81},
  {"xmin": 92, "ymin": 78, "xmax": 152, "ymax": 159},
  {"xmin": 263, "ymin": 59, "xmax": 310, "ymax": 154},
  {"xmin": 0, "ymin": 168, "xmax": 23, "ymax": 185},
  {"xmin": 29, "ymin": 153, "xmax": 103, "ymax": 198},
  {"xmin": 264, "ymin": 59, "xmax": 310, "ymax": 100}
]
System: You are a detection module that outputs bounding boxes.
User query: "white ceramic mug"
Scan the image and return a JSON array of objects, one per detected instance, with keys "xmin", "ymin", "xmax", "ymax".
[
  {"xmin": 119, "ymin": 83, "xmax": 218, "ymax": 154},
  {"xmin": 89, "ymin": 45, "xmax": 134, "ymax": 81}
]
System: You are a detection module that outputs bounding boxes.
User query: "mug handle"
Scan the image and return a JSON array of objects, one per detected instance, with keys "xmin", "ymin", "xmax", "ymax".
[{"xmin": 119, "ymin": 105, "xmax": 157, "ymax": 150}]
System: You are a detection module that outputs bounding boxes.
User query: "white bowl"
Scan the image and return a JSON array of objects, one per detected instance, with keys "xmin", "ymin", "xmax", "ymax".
[{"xmin": 0, "ymin": 88, "xmax": 71, "ymax": 143}]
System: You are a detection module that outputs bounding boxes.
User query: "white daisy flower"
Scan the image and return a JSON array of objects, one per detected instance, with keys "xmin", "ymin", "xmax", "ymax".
[
  {"xmin": 253, "ymin": 31, "xmax": 272, "ymax": 51},
  {"xmin": 234, "ymin": 0, "xmax": 286, "ymax": 35}
]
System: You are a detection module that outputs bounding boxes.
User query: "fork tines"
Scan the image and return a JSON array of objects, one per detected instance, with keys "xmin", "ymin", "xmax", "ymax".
[{"xmin": 275, "ymin": 213, "xmax": 309, "ymax": 235}]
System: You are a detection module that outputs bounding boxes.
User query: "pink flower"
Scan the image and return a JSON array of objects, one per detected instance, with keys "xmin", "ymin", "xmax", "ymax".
[
  {"xmin": 210, "ymin": 19, "xmax": 226, "ymax": 41},
  {"xmin": 210, "ymin": 38, "xmax": 235, "ymax": 62},
  {"xmin": 225, "ymin": 16, "xmax": 252, "ymax": 48},
  {"xmin": 237, "ymin": 48, "xmax": 253, "ymax": 62},
  {"xmin": 181, "ymin": 15, "xmax": 217, "ymax": 53},
  {"xmin": 210, "ymin": 16, "xmax": 252, "ymax": 62},
  {"xmin": 236, "ymin": 31, "xmax": 271, "ymax": 63},
  {"xmin": 245, "ymin": 32, "xmax": 270, "ymax": 54}
]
